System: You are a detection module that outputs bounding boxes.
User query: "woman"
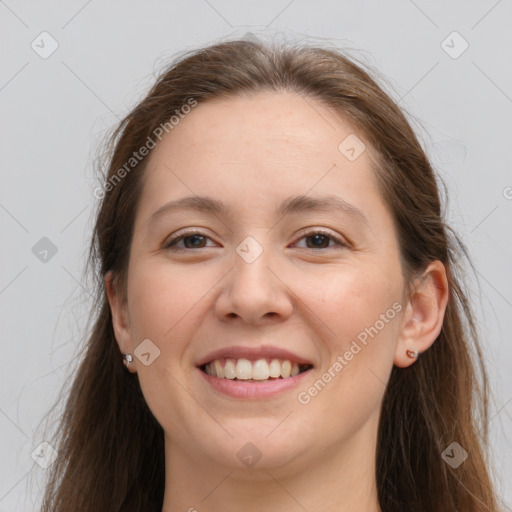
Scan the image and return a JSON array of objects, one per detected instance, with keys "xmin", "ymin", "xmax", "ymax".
[{"xmin": 40, "ymin": 38, "xmax": 499, "ymax": 511}]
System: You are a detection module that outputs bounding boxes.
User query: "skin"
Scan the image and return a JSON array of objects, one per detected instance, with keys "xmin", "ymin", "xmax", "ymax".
[{"xmin": 106, "ymin": 91, "xmax": 449, "ymax": 512}]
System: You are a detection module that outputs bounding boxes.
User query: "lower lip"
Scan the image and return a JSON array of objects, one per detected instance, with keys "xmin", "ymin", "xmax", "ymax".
[{"xmin": 198, "ymin": 367, "xmax": 312, "ymax": 399}]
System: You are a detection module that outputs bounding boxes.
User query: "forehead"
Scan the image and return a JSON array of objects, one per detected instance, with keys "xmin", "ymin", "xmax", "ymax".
[
  {"xmin": 137, "ymin": 91, "xmax": 385, "ymax": 227},
  {"xmin": 153, "ymin": 91, "xmax": 367, "ymax": 162}
]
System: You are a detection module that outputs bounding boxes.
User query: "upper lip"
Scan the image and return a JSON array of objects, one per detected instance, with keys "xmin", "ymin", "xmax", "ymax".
[{"xmin": 196, "ymin": 345, "xmax": 314, "ymax": 367}]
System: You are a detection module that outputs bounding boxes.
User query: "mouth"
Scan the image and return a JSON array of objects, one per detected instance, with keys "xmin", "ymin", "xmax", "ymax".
[
  {"xmin": 199, "ymin": 357, "xmax": 314, "ymax": 382},
  {"xmin": 195, "ymin": 345, "xmax": 315, "ymax": 398}
]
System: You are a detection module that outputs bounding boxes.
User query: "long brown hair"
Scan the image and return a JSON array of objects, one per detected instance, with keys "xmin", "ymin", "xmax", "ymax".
[{"xmin": 39, "ymin": 37, "xmax": 499, "ymax": 511}]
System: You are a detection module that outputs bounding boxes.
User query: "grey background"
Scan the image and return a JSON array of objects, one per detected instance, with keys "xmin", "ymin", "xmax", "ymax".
[{"xmin": 1, "ymin": 1, "xmax": 511, "ymax": 510}]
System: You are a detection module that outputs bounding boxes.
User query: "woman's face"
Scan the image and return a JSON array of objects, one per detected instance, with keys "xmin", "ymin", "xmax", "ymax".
[{"xmin": 111, "ymin": 91, "xmax": 409, "ymax": 473}]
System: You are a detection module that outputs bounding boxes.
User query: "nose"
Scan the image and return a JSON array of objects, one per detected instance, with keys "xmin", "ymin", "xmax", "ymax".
[{"xmin": 214, "ymin": 242, "xmax": 293, "ymax": 325}]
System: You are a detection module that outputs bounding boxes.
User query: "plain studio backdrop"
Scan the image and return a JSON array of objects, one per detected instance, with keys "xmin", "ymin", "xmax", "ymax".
[{"xmin": 1, "ymin": 1, "xmax": 511, "ymax": 510}]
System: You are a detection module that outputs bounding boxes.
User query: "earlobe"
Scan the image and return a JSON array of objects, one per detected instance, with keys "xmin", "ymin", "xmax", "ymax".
[{"xmin": 394, "ymin": 260, "xmax": 449, "ymax": 368}]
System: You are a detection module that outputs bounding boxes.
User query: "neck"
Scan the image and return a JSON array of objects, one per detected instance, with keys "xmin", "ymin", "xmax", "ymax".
[{"xmin": 161, "ymin": 416, "xmax": 381, "ymax": 512}]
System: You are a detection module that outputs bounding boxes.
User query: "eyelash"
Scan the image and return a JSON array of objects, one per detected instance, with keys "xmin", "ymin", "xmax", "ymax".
[{"xmin": 162, "ymin": 229, "xmax": 348, "ymax": 252}]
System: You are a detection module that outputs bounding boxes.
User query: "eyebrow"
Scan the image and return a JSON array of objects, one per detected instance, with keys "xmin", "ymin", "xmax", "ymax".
[
  {"xmin": 277, "ymin": 195, "xmax": 369, "ymax": 227},
  {"xmin": 148, "ymin": 194, "xmax": 369, "ymax": 228}
]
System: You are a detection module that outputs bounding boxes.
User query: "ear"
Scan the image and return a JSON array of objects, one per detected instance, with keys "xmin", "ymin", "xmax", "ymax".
[
  {"xmin": 394, "ymin": 260, "xmax": 449, "ymax": 368},
  {"xmin": 105, "ymin": 271, "xmax": 136, "ymax": 373}
]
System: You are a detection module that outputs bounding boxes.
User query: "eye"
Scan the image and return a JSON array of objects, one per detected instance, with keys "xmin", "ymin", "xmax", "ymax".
[
  {"xmin": 292, "ymin": 229, "xmax": 347, "ymax": 250},
  {"xmin": 162, "ymin": 231, "xmax": 216, "ymax": 251},
  {"xmin": 162, "ymin": 229, "xmax": 347, "ymax": 252}
]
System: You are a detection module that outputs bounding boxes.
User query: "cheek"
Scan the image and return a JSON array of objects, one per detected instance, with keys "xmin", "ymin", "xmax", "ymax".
[
  {"xmin": 126, "ymin": 259, "xmax": 209, "ymax": 340},
  {"xmin": 295, "ymin": 263, "xmax": 402, "ymax": 343},
  {"xmin": 295, "ymin": 264, "xmax": 401, "ymax": 399},
  {"xmin": 282, "ymin": 267, "xmax": 403, "ymax": 451},
  {"xmin": 124, "ymin": 261, "xmax": 208, "ymax": 429}
]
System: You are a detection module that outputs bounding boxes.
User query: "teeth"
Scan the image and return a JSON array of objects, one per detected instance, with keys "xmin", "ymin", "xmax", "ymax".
[
  {"xmin": 213, "ymin": 360, "xmax": 223, "ymax": 378},
  {"xmin": 204, "ymin": 357, "xmax": 306, "ymax": 380},
  {"xmin": 252, "ymin": 359, "xmax": 270, "ymax": 380},
  {"xmin": 269, "ymin": 359, "xmax": 281, "ymax": 378},
  {"xmin": 224, "ymin": 358, "xmax": 237, "ymax": 379},
  {"xmin": 235, "ymin": 359, "xmax": 253, "ymax": 380},
  {"xmin": 281, "ymin": 360, "xmax": 291, "ymax": 378}
]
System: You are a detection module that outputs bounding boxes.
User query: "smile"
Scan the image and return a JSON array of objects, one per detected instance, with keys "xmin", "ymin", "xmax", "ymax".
[
  {"xmin": 198, "ymin": 358, "xmax": 313, "ymax": 399},
  {"xmin": 201, "ymin": 357, "xmax": 313, "ymax": 381}
]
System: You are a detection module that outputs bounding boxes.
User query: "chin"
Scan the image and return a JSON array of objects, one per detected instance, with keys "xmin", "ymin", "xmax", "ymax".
[{"xmin": 203, "ymin": 428, "xmax": 307, "ymax": 473}]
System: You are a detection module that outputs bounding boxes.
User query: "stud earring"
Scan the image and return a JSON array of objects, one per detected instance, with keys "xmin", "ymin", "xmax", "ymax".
[
  {"xmin": 123, "ymin": 353, "xmax": 133, "ymax": 368},
  {"xmin": 406, "ymin": 348, "xmax": 419, "ymax": 359}
]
